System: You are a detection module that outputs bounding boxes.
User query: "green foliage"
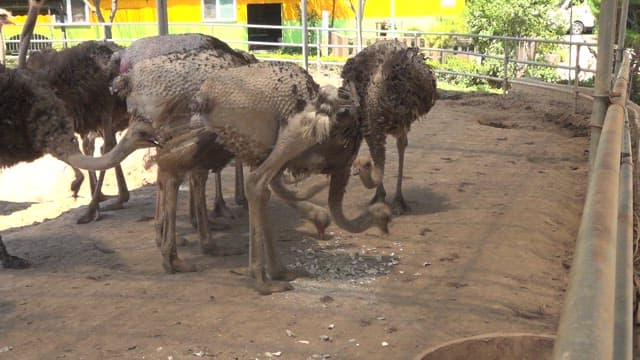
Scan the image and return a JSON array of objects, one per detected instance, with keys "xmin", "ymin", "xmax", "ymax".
[
  {"xmin": 403, "ymin": 26, "xmax": 424, "ymax": 37},
  {"xmin": 288, "ymin": 3, "xmax": 322, "ymax": 56},
  {"xmin": 587, "ymin": 0, "xmax": 600, "ymax": 18},
  {"xmin": 465, "ymin": 0, "xmax": 564, "ymax": 53},
  {"xmin": 428, "ymin": 56, "xmax": 485, "ymax": 87},
  {"xmin": 254, "ymin": 52, "xmax": 348, "ymax": 64},
  {"xmin": 428, "ymin": 56, "xmax": 517, "ymax": 89},
  {"xmin": 625, "ymin": 31, "xmax": 640, "ymax": 103},
  {"xmin": 524, "ymin": 64, "xmax": 561, "ymax": 82},
  {"xmin": 424, "ymin": 17, "xmax": 470, "ymax": 49}
]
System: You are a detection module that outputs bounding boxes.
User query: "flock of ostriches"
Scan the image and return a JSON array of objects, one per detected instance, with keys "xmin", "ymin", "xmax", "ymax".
[{"xmin": 0, "ymin": 0, "xmax": 437, "ymax": 294}]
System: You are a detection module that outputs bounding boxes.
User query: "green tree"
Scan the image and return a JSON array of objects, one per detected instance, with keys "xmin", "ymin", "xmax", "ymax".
[{"xmin": 465, "ymin": 0, "xmax": 564, "ymax": 53}]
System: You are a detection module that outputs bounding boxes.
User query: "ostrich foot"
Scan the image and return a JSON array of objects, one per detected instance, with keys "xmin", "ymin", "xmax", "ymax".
[
  {"xmin": 162, "ymin": 257, "xmax": 197, "ymax": 273},
  {"xmin": 200, "ymin": 243, "xmax": 244, "ymax": 257},
  {"xmin": 1, "ymin": 254, "xmax": 31, "ymax": 269},
  {"xmin": 235, "ymin": 195, "xmax": 248, "ymax": 209},
  {"xmin": 101, "ymin": 200, "xmax": 125, "ymax": 212},
  {"xmin": 76, "ymin": 205, "xmax": 101, "ymax": 224},
  {"xmin": 254, "ymin": 280, "xmax": 294, "ymax": 295},
  {"xmin": 209, "ymin": 200, "xmax": 236, "ymax": 219},
  {"xmin": 269, "ymin": 267, "xmax": 309, "ymax": 281},
  {"xmin": 0, "ymin": 238, "xmax": 31, "ymax": 269},
  {"xmin": 391, "ymin": 195, "xmax": 412, "ymax": 215}
]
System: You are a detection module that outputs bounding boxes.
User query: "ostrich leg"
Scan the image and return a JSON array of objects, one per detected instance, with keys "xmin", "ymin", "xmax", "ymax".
[
  {"xmin": 190, "ymin": 168, "xmax": 241, "ymax": 255},
  {"xmin": 76, "ymin": 168, "xmax": 106, "ymax": 224},
  {"xmin": 209, "ymin": 171, "xmax": 236, "ymax": 219},
  {"xmin": 235, "ymin": 160, "xmax": 247, "ymax": 208},
  {"xmin": 0, "ymin": 235, "xmax": 30, "ymax": 269},
  {"xmin": 154, "ymin": 171, "xmax": 165, "ymax": 248},
  {"xmin": 365, "ymin": 132, "xmax": 388, "ymax": 205},
  {"xmin": 77, "ymin": 121, "xmax": 126, "ymax": 223},
  {"xmin": 100, "ymin": 124, "xmax": 130, "ymax": 212},
  {"xmin": 392, "ymin": 132, "xmax": 411, "ymax": 215},
  {"xmin": 70, "ymin": 167, "xmax": 84, "ymax": 198},
  {"xmin": 82, "ymin": 134, "xmax": 108, "ymax": 202},
  {"xmin": 188, "ymin": 173, "xmax": 231, "ymax": 230},
  {"xmin": 158, "ymin": 169, "xmax": 196, "ymax": 273},
  {"xmin": 245, "ymin": 126, "xmax": 318, "ymax": 294}
]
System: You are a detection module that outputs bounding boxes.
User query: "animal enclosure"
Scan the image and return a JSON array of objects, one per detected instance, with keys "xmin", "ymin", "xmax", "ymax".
[{"xmin": 0, "ymin": 82, "xmax": 591, "ymax": 358}]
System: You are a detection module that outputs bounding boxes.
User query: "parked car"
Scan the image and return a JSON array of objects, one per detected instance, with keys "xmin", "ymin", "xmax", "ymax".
[{"xmin": 556, "ymin": 0, "xmax": 596, "ymax": 35}]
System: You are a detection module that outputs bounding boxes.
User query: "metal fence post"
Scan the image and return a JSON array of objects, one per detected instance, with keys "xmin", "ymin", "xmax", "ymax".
[
  {"xmin": 573, "ymin": 43, "xmax": 582, "ymax": 114},
  {"xmin": 316, "ymin": 27, "xmax": 321, "ymax": 73},
  {"xmin": 503, "ymin": 38, "xmax": 509, "ymax": 93},
  {"xmin": 301, "ymin": 0, "xmax": 309, "ymax": 71}
]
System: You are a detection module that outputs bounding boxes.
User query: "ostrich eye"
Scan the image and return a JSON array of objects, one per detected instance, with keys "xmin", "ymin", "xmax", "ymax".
[{"xmin": 71, "ymin": 137, "xmax": 78, "ymax": 144}]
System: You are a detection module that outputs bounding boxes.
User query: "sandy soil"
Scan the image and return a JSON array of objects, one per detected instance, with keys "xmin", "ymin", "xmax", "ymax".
[{"xmin": 0, "ymin": 84, "xmax": 592, "ymax": 359}]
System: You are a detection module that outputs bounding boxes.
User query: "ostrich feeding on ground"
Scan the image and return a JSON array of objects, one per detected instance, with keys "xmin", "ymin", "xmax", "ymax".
[
  {"xmin": 342, "ymin": 39, "xmax": 437, "ymax": 215},
  {"xmin": 111, "ymin": 45, "xmax": 262, "ymax": 273},
  {"xmin": 112, "ymin": 33, "xmax": 253, "ymax": 219},
  {"xmin": 26, "ymin": 41, "xmax": 131, "ymax": 224},
  {"xmin": 191, "ymin": 61, "xmax": 391, "ymax": 294},
  {"xmin": 113, "ymin": 49, "xmax": 336, "ymax": 278},
  {"xmin": 0, "ymin": 8, "xmax": 14, "ymax": 65}
]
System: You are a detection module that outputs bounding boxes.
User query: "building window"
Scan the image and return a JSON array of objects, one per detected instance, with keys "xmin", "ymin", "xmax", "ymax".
[
  {"xmin": 203, "ymin": 0, "xmax": 236, "ymax": 21},
  {"xmin": 66, "ymin": 0, "xmax": 88, "ymax": 23}
]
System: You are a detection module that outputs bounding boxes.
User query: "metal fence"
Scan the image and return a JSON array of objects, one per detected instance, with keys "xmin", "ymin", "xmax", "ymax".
[
  {"xmin": 552, "ymin": 51, "xmax": 633, "ymax": 360},
  {"xmin": 5, "ymin": 19, "xmax": 636, "ymax": 358},
  {"xmin": 5, "ymin": 22, "xmax": 598, "ymax": 100}
]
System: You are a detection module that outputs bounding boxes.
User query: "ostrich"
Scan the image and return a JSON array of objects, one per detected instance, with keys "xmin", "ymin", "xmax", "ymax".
[
  {"xmin": 0, "ymin": 8, "xmax": 14, "ymax": 65},
  {"xmin": 26, "ymin": 41, "xmax": 131, "ymax": 224},
  {"xmin": 0, "ymin": 68, "xmax": 160, "ymax": 268},
  {"xmin": 111, "ymin": 33, "xmax": 253, "ymax": 221},
  {"xmin": 111, "ymin": 47, "xmax": 257, "ymax": 273},
  {"xmin": 113, "ymin": 48, "xmax": 335, "ymax": 276},
  {"xmin": 191, "ymin": 61, "xmax": 391, "ymax": 294},
  {"xmin": 341, "ymin": 39, "xmax": 437, "ymax": 214},
  {"xmin": 0, "ymin": 0, "xmax": 160, "ymax": 269}
]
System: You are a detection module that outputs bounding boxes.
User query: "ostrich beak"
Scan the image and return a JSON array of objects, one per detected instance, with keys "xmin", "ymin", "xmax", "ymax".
[{"xmin": 148, "ymin": 137, "xmax": 163, "ymax": 148}]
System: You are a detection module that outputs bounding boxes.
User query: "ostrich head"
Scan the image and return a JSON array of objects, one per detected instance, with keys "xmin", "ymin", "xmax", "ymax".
[
  {"xmin": 0, "ymin": 8, "xmax": 15, "ymax": 28},
  {"xmin": 298, "ymin": 81, "xmax": 360, "ymax": 143}
]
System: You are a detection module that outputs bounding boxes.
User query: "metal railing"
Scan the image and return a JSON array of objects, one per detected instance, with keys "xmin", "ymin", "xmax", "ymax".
[
  {"xmin": 4, "ymin": 18, "xmax": 636, "ymax": 359},
  {"xmin": 4, "ymin": 22, "xmax": 598, "ymax": 99},
  {"xmin": 552, "ymin": 51, "xmax": 633, "ymax": 360}
]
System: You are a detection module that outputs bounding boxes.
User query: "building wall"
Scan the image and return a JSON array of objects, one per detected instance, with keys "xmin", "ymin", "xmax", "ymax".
[{"xmin": 2, "ymin": 0, "xmax": 465, "ymax": 52}]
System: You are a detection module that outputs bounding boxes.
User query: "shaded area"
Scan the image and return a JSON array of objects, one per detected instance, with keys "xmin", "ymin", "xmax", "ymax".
[{"xmin": 0, "ymin": 200, "xmax": 35, "ymax": 216}]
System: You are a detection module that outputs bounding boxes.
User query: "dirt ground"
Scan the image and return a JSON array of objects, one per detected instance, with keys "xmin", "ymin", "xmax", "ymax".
[{"xmin": 0, "ymin": 83, "xmax": 593, "ymax": 359}]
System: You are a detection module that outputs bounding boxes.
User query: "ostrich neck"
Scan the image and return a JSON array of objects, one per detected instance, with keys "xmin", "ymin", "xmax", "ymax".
[
  {"xmin": 328, "ymin": 168, "xmax": 374, "ymax": 233},
  {"xmin": 270, "ymin": 173, "xmax": 328, "ymax": 202},
  {"xmin": 18, "ymin": 1, "xmax": 43, "ymax": 68},
  {"xmin": 0, "ymin": 28, "xmax": 5, "ymax": 66},
  {"xmin": 62, "ymin": 137, "xmax": 137, "ymax": 171}
]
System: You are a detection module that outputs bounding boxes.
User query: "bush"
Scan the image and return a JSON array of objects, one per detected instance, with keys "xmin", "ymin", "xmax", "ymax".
[
  {"xmin": 428, "ymin": 55, "xmax": 525, "ymax": 90},
  {"xmin": 626, "ymin": 31, "xmax": 640, "ymax": 104},
  {"xmin": 428, "ymin": 56, "xmax": 486, "ymax": 87},
  {"xmin": 524, "ymin": 65, "xmax": 561, "ymax": 83}
]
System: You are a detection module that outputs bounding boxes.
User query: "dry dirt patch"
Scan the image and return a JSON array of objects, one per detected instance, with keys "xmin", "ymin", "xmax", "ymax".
[{"xmin": 0, "ymin": 86, "xmax": 590, "ymax": 359}]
